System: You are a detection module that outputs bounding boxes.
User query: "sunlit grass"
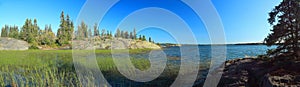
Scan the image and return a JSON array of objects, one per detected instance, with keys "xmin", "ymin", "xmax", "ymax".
[
  {"xmin": 0, "ymin": 49, "xmax": 209, "ymax": 87},
  {"xmin": 0, "ymin": 49, "xmax": 176, "ymax": 87}
]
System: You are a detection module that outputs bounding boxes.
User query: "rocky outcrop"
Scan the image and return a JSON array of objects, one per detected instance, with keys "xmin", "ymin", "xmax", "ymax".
[
  {"xmin": 73, "ymin": 38, "xmax": 161, "ymax": 50},
  {"xmin": 218, "ymin": 57, "xmax": 300, "ymax": 87},
  {"xmin": 0, "ymin": 37, "xmax": 29, "ymax": 50},
  {"xmin": 260, "ymin": 74, "xmax": 300, "ymax": 87}
]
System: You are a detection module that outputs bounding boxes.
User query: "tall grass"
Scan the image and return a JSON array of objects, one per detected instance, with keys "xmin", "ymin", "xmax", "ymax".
[{"xmin": 0, "ymin": 49, "xmax": 206, "ymax": 87}]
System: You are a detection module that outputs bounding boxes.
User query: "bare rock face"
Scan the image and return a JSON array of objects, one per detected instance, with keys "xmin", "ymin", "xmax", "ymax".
[
  {"xmin": 260, "ymin": 65, "xmax": 300, "ymax": 87},
  {"xmin": 129, "ymin": 40, "xmax": 161, "ymax": 49},
  {"xmin": 0, "ymin": 37, "xmax": 29, "ymax": 50},
  {"xmin": 218, "ymin": 57, "xmax": 300, "ymax": 87},
  {"xmin": 72, "ymin": 38, "xmax": 161, "ymax": 50},
  {"xmin": 260, "ymin": 74, "xmax": 300, "ymax": 87}
]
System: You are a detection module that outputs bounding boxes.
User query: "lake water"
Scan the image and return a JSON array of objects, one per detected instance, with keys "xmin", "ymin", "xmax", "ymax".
[
  {"xmin": 98, "ymin": 45, "xmax": 276, "ymax": 62},
  {"xmin": 162, "ymin": 45, "xmax": 276, "ymax": 60},
  {"xmin": 98, "ymin": 45, "xmax": 277, "ymax": 86}
]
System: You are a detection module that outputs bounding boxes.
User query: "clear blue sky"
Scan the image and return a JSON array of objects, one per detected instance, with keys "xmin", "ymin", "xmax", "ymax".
[{"xmin": 0, "ymin": 0, "xmax": 282, "ymax": 44}]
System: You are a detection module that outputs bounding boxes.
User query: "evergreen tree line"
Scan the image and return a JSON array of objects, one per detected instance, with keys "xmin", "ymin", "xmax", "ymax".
[
  {"xmin": 114, "ymin": 28, "xmax": 153, "ymax": 42},
  {"xmin": 1, "ymin": 11, "xmax": 155, "ymax": 49},
  {"xmin": 0, "ymin": 11, "xmax": 73, "ymax": 48},
  {"xmin": 1, "ymin": 25, "xmax": 19, "ymax": 39},
  {"xmin": 75, "ymin": 22, "xmax": 154, "ymax": 43},
  {"xmin": 75, "ymin": 21, "xmax": 113, "ymax": 40}
]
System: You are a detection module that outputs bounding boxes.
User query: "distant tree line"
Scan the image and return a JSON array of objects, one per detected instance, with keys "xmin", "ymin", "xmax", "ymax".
[
  {"xmin": 0, "ymin": 11, "xmax": 155, "ymax": 49},
  {"xmin": 75, "ymin": 22, "xmax": 155, "ymax": 43}
]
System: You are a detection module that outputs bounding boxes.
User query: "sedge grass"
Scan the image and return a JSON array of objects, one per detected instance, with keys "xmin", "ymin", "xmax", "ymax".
[{"xmin": 0, "ymin": 49, "xmax": 205, "ymax": 87}]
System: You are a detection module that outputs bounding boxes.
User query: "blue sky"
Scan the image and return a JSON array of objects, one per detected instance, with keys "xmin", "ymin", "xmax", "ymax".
[{"xmin": 0, "ymin": 0, "xmax": 282, "ymax": 44}]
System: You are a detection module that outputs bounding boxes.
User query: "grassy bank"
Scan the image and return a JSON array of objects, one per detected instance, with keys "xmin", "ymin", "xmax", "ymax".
[{"xmin": 0, "ymin": 49, "xmax": 183, "ymax": 87}]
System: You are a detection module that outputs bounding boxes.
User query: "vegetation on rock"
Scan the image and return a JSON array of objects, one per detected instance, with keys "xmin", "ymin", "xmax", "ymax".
[{"xmin": 0, "ymin": 11, "xmax": 156, "ymax": 50}]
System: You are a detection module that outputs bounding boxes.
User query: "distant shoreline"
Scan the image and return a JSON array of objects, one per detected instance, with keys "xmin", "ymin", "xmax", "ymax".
[{"xmin": 159, "ymin": 43, "xmax": 267, "ymax": 47}]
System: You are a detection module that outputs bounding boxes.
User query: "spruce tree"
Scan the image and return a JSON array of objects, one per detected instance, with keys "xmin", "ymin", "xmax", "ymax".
[
  {"xmin": 9, "ymin": 26, "xmax": 19, "ymax": 39},
  {"xmin": 101, "ymin": 29, "xmax": 106, "ymax": 37},
  {"xmin": 130, "ymin": 32, "xmax": 133, "ymax": 39},
  {"xmin": 93, "ymin": 23, "xmax": 100, "ymax": 36},
  {"xmin": 20, "ymin": 19, "xmax": 31, "ymax": 41},
  {"xmin": 57, "ymin": 11, "xmax": 67, "ymax": 45},
  {"xmin": 139, "ymin": 35, "xmax": 142, "ymax": 40},
  {"xmin": 76, "ymin": 21, "xmax": 88, "ymax": 39},
  {"xmin": 133, "ymin": 28, "xmax": 137, "ymax": 39},
  {"xmin": 121, "ymin": 30, "xmax": 124, "ymax": 38},
  {"xmin": 149, "ymin": 37, "xmax": 152, "ymax": 42},
  {"xmin": 57, "ymin": 11, "xmax": 74, "ymax": 45},
  {"xmin": 124, "ymin": 31, "xmax": 129, "ymax": 39},
  {"xmin": 142, "ymin": 35, "xmax": 146, "ymax": 41},
  {"xmin": 1, "ymin": 25, "xmax": 9, "ymax": 37},
  {"xmin": 116, "ymin": 28, "xmax": 121, "ymax": 38},
  {"xmin": 265, "ymin": 0, "xmax": 300, "ymax": 57}
]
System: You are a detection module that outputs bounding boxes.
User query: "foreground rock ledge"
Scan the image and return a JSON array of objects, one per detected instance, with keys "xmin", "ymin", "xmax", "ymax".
[
  {"xmin": 0, "ymin": 37, "xmax": 29, "ymax": 50},
  {"xmin": 217, "ymin": 57, "xmax": 300, "ymax": 87}
]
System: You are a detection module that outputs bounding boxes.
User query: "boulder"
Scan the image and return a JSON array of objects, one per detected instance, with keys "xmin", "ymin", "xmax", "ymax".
[{"xmin": 0, "ymin": 37, "xmax": 29, "ymax": 50}]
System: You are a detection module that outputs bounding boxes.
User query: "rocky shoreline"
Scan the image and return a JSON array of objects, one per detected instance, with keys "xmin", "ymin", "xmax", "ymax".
[{"xmin": 217, "ymin": 56, "xmax": 300, "ymax": 87}]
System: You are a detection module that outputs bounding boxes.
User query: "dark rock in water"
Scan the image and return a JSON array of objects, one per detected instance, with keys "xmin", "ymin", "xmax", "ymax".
[{"xmin": 0, "ymin": 37, "xmax": 29, "ymax": 50}]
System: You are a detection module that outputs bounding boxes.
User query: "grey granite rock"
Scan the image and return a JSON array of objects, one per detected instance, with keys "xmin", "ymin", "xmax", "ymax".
[
  {"xmin": 0, "ymin": 37, "xmax": 29, "ymax": 50},
  {"xmin": 72, "ymin": 38, "xmax": 161, "ymax": 50}
]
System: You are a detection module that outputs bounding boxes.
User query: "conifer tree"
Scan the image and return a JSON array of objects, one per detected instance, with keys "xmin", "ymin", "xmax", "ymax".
[
  {"xmin": 93, "ymin": 23, "xmax": 100, "ymax": 36},
  {"xmin": 57, "ymin": 11, "xmax": 74, "ymax": 45},
  {"xmin": 265, "ymin": 0, "xmax": 300, "ymax": 57},
  {"xmin": 133, "ymin": 28, "xmax": 137, "ymax": 39},
  {"xmin": 149, "ymin": 37, "xmax": 152, "ymax": 42},
  {"xmin": 1, "ymin": 25, "xmax": 9, "ymax": 37}
]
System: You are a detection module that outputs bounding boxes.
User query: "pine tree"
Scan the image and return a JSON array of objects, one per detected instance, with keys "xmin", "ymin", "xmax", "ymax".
[
  {"xmin": 47, "ymin": 25, "xmax": 56, "ymax": 46},
  {"xmin": 9, "ymin": 25, "xmax": 19, "ymax": 39},
  {"xmin": 120, "ymin": 30, "xmax": 124, "ymax": 38},
  {"xmin": 265, "ymin": 0, "xmax": 300, "ymax": 57},
  {"xmin": 124, "ymin": 31, "xmax": 129, "ymax": 39},
  {"xmin": 139, "ymin": 35, "xmax": 142, "ymax": 40},
  {"xmin": 66, "ymin": 14, "xmax": 74, "ymax": 41},
  {"xmin": 149, "ymin": 37, "xmax": 152, "ymax": 42},
  {"xmin": 57, "ymin": 11, "xmax": 67, "ymax": 45},
  {"xmin": 116, "ymin": 28, "xmax": 121, "ymax": 38},
  {"xmin": 133, "ymin": 28, "xmax": 137, "ymax": 39},
  {"xmin": 107, "ymin": 31, "xmax": 110, "ymax": 37},
  {"xmin": 20, "ymin": 19, "xmax": 39, "ymax": 44},
  {"xmin": 88, "ymin": 28, "xmax": 92, "ymax": 38},
  {"xmin": 130, "ymin": 32, "xmax": 133, "ymax": 39},
  {"xmin": 32, "ymin": 19, "xmax": 40, "ymax": 42},
  {"xmin": 93, "ymin": 23, "xmax": 100, "ymax": 36},
  {"xmin": 39, "ymin": 25, "xmax": 56, "ymax": 47},
  {"xmin": 109, "ymin": 31, "xmax": 113, "ymax": 37},
  {"xmin": 1, "ymin": 25, "xmax": 9, "ymax": 37},
  {"xmin": 142, "ymin": 35, "xmax": 146, "ymax": 41},
  {"xmin": 20, "ymin": 19, "xmax": 31, "ymax": 41},
  {"xmin": 57, "ymin": 11, "xmax": 74, "ymax": 45},
  {"xmin": 101, "ymin": 29, "xmax": 106, "ymax": 37},
  {"xmin": 76, "ymin": 21, "xmax": 88, "ymax": 39}
]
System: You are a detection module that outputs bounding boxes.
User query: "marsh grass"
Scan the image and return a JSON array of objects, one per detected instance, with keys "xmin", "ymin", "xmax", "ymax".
[{"xmin": 0, "ymin": 49, "xmax": 206, "ymax": 87}]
